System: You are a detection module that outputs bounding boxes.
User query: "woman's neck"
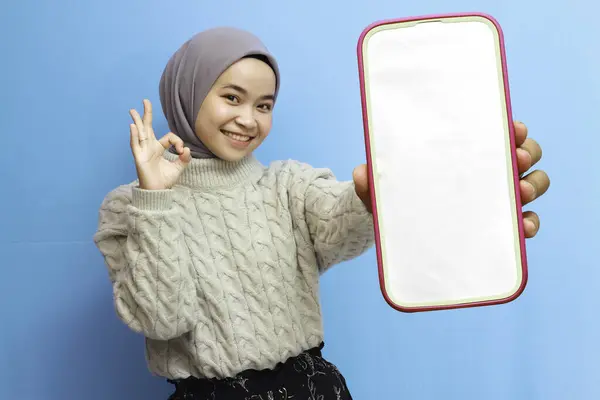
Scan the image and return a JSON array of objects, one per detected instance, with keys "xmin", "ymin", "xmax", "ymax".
[{"xmin": 163, "ymin": 150, "xmax": 264, "ymax": 190}]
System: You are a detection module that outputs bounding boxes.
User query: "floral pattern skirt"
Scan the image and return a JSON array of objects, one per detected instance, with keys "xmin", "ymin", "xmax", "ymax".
[{"xmin": 167, "ymin": 343, "xmax": 353, "ymax": 400}]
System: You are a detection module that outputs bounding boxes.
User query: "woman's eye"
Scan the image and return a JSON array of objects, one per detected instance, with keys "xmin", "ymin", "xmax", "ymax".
[
  {"xmin": 225, "ymin": 95, "xmax": 239, "ymax": 103},
  {"xmin": 258, "ymin": 104, "xmax": 272, "ymax": 111}
]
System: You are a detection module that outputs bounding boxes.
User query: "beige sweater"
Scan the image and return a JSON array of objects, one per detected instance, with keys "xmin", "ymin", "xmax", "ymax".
[{"xmin": 93, "ymin": 151, "xmax": 374, "ymax": 380}]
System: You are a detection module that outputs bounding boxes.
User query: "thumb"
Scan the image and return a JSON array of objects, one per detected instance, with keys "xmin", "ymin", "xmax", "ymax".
[{"xmin": 352, "ymin": 164, "xmax": 372, "ymax": 212}]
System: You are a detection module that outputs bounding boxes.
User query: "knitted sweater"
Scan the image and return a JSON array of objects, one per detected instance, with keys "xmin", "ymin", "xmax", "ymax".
[{"xmin": 93, "ymin": 151, "xmax": 374, "ymax": 380}]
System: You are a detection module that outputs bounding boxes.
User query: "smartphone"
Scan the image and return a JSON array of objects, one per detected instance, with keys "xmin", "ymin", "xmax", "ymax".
[{"xmin": 357, "ymin": 13, "xmax": 527, "ymax": 312}]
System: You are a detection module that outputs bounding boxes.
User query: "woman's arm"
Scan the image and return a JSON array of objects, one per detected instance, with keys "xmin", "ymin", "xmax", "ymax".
[
  {"xmin": 283, "ymin": 160, "xmax": 375, "ymax": 272},
  {"xmin": 93, "ymin": 183, "xmax": 198, "ymax": 340}
]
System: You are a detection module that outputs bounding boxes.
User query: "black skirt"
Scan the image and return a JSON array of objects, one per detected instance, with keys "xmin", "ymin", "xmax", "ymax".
[{"xmin": 167, "ymin": 343, "xmax": 353, "ymax": 399}]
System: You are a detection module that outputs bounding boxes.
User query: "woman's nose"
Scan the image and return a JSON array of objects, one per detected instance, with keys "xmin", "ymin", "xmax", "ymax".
[{"xmin": 235, "ymin": 107, "xmax": 257, "ymax": 130}]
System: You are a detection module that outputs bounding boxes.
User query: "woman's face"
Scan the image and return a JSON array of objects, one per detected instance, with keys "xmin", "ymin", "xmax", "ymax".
[{"xmin": 194, "ymin": 57, "xmax": 277, "ymax": 162}]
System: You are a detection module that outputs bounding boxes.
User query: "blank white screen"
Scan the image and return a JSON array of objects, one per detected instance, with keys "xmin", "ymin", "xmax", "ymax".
[{"xmin": 364, "ymin": 19, "xmax": 522, "ymax": 307}]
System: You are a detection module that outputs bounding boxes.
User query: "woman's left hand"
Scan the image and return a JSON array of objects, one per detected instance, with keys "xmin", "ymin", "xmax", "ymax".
[
  {"xmin": 353, "ymin": 120, "xmax": 550, "ymax": 238},
  {"xmin": 512, "ymin": 121, "xmax": 550, "ymax": 238}
]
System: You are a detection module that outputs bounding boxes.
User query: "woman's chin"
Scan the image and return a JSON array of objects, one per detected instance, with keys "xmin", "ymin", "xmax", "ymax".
[{"xmin": 213, "ymin": 145, "xmax": 253, "ymax": 162}]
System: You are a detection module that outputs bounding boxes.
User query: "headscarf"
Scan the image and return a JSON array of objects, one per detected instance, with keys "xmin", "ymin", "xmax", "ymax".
[{"xmin": 159, "ymin": 27, "xmax": 280, "ymax": 158}]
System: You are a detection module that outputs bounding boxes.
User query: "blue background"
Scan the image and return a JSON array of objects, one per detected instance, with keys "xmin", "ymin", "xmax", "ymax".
[{"xmin": 0, "ymin": 0, "xmax": 594, "ymax": 399}]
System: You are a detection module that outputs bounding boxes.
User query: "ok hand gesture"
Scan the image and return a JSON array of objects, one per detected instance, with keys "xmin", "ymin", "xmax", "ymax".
[{"xmin": 129, "ymin": 99, "xmax": 191, "ymax": 190}]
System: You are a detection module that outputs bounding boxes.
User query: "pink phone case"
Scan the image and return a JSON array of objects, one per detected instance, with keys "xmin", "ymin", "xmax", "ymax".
[{"xmin": 357, "ymin": 12, "xmax": 528, "ymax": 313}]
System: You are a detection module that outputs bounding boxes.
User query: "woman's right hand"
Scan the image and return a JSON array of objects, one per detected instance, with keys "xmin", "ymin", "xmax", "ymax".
[{"xmin": 129, "ymin": 99, "xmax": 191, "ymax": 190}]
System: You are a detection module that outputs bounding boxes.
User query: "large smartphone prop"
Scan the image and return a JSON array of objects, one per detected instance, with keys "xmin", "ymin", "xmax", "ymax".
[{"xmin": 357, "ymin": 13, "xmax": 527, "ymax": 312}]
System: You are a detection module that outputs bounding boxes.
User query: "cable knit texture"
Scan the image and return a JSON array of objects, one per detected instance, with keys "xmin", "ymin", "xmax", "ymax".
[{"xmin": 93, "ymin": 151, "xmax": 374, "ymax": 380}]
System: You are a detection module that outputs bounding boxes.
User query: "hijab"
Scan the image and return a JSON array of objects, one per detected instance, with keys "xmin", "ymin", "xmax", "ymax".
[{"xmin": 159, "ymin": 27, "xmax": 280, "ymax": 158}]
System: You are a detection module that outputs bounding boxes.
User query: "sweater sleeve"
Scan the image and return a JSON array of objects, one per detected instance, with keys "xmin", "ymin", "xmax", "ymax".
[
  {"xmin": 93, "ymin": 183, "xmax": 198, "ymax": 340},
  {"xmin": 284, "ymin": 161, "xmax": 375, "ymax": 272}
]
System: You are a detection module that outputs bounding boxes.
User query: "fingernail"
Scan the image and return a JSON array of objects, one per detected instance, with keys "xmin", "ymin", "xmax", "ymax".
[
  {"xmin": 524, "ymin": 219, "xmax": 536, "ymax": 233},
  {"xmin": 517, "ymin": 147, "xmax": 532, "ymax": 162},
  {"xmin": 527, "ymin": 182, "xmax": 537, "ymax": 198}
]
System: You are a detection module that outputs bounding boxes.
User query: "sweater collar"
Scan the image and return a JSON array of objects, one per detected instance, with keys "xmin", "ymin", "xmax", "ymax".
[{"xmin": 163, "ymin": 150, "xmax": 265, "ymax": 190}]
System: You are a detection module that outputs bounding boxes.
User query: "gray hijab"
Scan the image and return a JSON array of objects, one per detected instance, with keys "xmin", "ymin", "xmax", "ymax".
[{"xmin": 159, "ymin": 27, "xmax": 280, "ymax": 159}]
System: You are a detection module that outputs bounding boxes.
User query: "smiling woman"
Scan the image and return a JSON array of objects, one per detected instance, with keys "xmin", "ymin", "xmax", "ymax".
[
  {"xmin": 194, "ymin": 56, "xmax": 277, "ymax": 160},
  {"xmin": 157, "ymin": 27, "xmax": 281, "ymax": 161},
  {"xmin": 93, "ymin": 26, "xmax": 375, "ymax": 400}
]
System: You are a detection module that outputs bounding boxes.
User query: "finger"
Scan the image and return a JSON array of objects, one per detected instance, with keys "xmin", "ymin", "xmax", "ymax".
[
  {"xmin": 522, "ymin": 210, "xmax": 540, "ymax": 238},
  {"xmin": 129, "ymin": 124, "xmax": 141, "ymax": 154},
  {"xmin": 516, "ymin": 148, "xmax": 532, "ymax": 175},
  {"xmin": 158, "ymin": 132, "xmax": 185, "ymax": 153},
  {"xmin": 519, "ymin": 169, "xmax": 550, "ymax": 205},
  {"xmin": 143, "ymin": 99, "xmax": 153, "ymax": 126},
  {"xmin": 129, "ymin": 109, "xmax": 146, "ymax": 143},
  {"xmin": 142, "ymin": 99, "xmax": 156, "ymax": 140},
  {"xmin": 513, "ymin": 121, "xmax": 527, "ymax": 148},
  {"xmin": 520, "ymin": 138, "xmax": 542, "ymax": 167}
]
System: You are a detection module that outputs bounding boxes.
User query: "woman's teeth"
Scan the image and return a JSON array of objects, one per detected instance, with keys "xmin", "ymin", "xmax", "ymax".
[{"xmin": 222, "ymin": 130, "xmax": 251, "ymax": 142}]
